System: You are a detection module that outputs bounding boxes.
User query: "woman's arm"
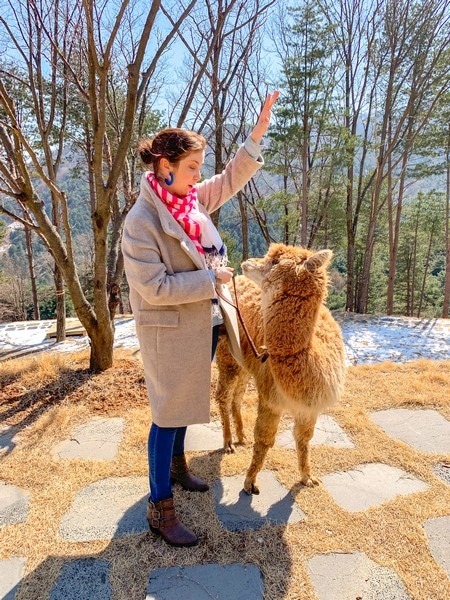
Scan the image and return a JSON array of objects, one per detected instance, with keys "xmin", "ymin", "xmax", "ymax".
[
  {"xmin": 197, "ymin": 90, "xmax": 279, "ymax": 214},
  {"xmin": 196, "ymin": 143, "xmax": 263, "ymax": 214},
  {"xmin": 122, "ymin": 217, "xmax": 215, "ymax": 306},
  {"xmin": 248, "ymin": 90, "xmax": 280, "ymax": 144}
]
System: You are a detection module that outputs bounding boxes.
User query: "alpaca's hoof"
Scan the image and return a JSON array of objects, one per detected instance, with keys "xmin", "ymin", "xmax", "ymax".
[
  {"xmin": 224, "ymin": 442, "xmax": 235, "ymax": 454},
  {"xmin": 244, "ymin": 479, "xmax": 260, "ymax": 495},
  {"xmin": 301, "ymin": 475, "xmax": 321, "ymax": 487}
]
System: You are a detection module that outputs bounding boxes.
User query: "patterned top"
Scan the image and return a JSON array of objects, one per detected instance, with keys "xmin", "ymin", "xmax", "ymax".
[{"xmin": 204, "ymin": 244, "xmax": 228, "ymax": 326}]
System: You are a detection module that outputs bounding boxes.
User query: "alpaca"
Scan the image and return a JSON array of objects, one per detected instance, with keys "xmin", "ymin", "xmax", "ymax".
[{"xmin": 215, "ymin": 243, "xmax": 346, "ymax": 494}]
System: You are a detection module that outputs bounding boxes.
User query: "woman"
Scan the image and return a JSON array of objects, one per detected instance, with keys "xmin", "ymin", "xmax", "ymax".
[{"xmin": 122, "ymin": 91, "xmax": 279, "ymax": 547}]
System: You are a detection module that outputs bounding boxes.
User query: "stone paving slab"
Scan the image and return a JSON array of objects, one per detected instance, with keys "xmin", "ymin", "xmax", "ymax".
[
  {"xmin": 0, "ymin": 482, "xmax": 29, "ymax": 526},
  {"xmin": 276, "ymin": 415, "xmax": 354, "ymax": 449},
  {"xmin": 423, "ymin": 516, "xmax": 450, "ymax": 578},
  {"xmin": 0, "ymin": 557, "xmax": 26, "ymax": 600},
  {"xmin": 59, "ymin": 476, "xmax": 148, "ymax": 541},
  {"xmin": 184, "ymin": 415, "xmax": 355, "ymax": 454},
  {"xmin": 0, "ymin": 426, "xmax": 21, "ymax": 457},
  {"xmin": 185, "ymin": 421, "xmax": 223, "ymax": 451},
  {"xmin": 371, "ymin": 408, "xmax": 450, "ymax": 454},
  {"xmin": 146, "ymin": 564, "xmax": 264, "ymax": 600},
  {"xmin": 49, "ymin": 558, "xmax": 111, "ymax": 600},
  {"xmin": 307, "ymin": 551, "xmax": 411, "ymax": 599},
  {"xmin": 52, "ymin": 417, "xmax": 124, "ymax": 460},
  {"xmin": 211, "ymin": 470, "xmax": 305, "ymax": 531},
  {"xmin": 322, "ymin": 463, "xmax": 428, "ymax": 512}
]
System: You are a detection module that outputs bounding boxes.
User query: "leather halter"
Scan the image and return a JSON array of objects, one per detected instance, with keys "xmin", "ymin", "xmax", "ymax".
[{"xmin": 216, "ymin": 275, "xmax": 269, "ymax": 363}]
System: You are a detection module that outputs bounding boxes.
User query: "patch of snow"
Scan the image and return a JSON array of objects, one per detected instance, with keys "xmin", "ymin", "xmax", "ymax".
[{"xmin": 1, "ymin": 313, "xmax": 449, "ymax": 365}]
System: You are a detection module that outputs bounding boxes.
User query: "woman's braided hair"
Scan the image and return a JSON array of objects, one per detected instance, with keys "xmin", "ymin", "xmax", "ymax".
[{"xmin": 139, "ymin": 128, "xmax": 206, "ymax": 174}]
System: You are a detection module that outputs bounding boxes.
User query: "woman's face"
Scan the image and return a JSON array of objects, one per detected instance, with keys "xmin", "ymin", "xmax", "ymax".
[{"xmin": 162, "ymin": 150, "xmax": 205, "ymax": 197}]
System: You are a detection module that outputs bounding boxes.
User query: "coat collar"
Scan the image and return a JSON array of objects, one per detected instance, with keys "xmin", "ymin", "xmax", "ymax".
[{"xmin": 140, "ymin": 174, "xmax": 207, "ymax": 270}]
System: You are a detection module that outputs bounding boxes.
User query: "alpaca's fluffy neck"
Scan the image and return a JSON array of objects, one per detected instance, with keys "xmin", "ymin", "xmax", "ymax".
[{"xmin": 263, "ymin": 288, "xmax": 324, "ymax": 357}]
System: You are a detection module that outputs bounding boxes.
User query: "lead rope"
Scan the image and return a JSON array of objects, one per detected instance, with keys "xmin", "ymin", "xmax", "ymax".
[{"xmin": 216, "ymin": 275, "xmax": 269, "ymax": 363}]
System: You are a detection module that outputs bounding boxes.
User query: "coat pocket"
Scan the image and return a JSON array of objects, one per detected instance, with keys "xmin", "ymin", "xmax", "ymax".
[{"xmin": 137, "ymin": 309, "xmax": 179, "ymax": 328}]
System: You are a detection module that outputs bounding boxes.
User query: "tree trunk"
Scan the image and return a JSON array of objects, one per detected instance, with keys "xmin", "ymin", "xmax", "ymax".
[
  {"xmin": 54, "ymin": 267, "xmax": 66, "ymax": 341},
  {"xmin": 345, "ymin": 161, "xmax": 355, "ymax": 312},
  {"xmin": 410, "ymin": 209, "xmax": 420, "ymax": 316},
  {"xmin": 356, "ymin": 179, "xmax": 380, "ymax": 314},
  {"xmin": 417, "ymin": 227, "xmax": 434, "ymax": 317},
  {"xmin": 107, "ymin": 283, "xmax": 121, "ymax": 322},
  {"xmin": 443, "ymin": 123, "xmax": 450, "ymax": 317},
  {"xmin": 386, "ymin": 116, "xmax": 395, "ymax": 315},
  {"xmin": 406, "ymin": 249, "xmax": 412, "ymax": 315},
  {"xmin": 24, "ymin": 219, "xmax": 40, "ymax": 320},
  {"xmin": 237, "ymin": 190, "xmax": 249, "ymax": 261},
  {"xmin": 52, "ymin": 190, "xmax": 66, "ymax": 341},
  {"xmin": 283, "ymin": 173, "xmax": 289, "ymax": 244},
  {"xmin": 387, "ymin": 110, "xmax": 415, "ymax": 314},
  {"xmin": 300, "ymin": 112, "xmax": 308, "ymax": 246},
  {"xmin": 89, "ymin": 323, "xmax": 115, "ymax": 372}
]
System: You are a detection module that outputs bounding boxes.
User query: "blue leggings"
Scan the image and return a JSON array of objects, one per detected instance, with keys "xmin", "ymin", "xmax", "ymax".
[{"xmin": 148, "ymin": 325, "xmax": 220, "ymax": 502}]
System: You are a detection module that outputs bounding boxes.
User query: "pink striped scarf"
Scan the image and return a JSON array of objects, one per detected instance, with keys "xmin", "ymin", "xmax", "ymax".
[{"xmin": 147, "ymin": 172, "xmax": 205, "ymax": 255}]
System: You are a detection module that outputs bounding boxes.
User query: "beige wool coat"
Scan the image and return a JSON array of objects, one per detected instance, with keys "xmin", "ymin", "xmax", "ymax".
[{"xmin": 122, "ymin": 143, "xmax": 263, "ymax": 427}]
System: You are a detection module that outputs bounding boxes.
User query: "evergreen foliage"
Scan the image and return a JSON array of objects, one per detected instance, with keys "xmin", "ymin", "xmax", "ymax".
[{"xmin": 0, "ymin": 0, "xmax": 449, "ymax": 323}]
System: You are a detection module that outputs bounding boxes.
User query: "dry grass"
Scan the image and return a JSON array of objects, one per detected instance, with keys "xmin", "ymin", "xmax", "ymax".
[{"xmin": 1, "ymin": 351, "xmax": 449, "ymax": 600}]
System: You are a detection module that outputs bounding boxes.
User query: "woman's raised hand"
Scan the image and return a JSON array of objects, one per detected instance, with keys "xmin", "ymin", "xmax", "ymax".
[{"xmin": 250, "ymin": 90, "xmax": 280, "ymax": 144}]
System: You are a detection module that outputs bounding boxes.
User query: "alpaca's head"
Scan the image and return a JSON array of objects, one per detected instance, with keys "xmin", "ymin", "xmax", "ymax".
[
  {"xmin": 242, "ymin": 244, "xmax": 333, "ymax": 354},
  {"xmin": 242, "ymin": 243, "xmax": 332, "ymax": 301}
]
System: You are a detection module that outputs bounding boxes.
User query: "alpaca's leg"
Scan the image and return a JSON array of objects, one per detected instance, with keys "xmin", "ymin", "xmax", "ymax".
[
  {"xmin": 216, "ymin": 369, "xmax": 237, "ymax": 453},
  {"xmin": 215, "ymin": 338, "xmax": 243, "ymax": 453},
  {"xmin": 244, "ymin": 402, "xmax": 281, "ymax": 495},
  {"xmin": 231, "ymin": 371, "xmax": 251, "ymax": 446},
  {"xmin": 293, "ymin": 416, "xmax": 320, "ymax": 487}
]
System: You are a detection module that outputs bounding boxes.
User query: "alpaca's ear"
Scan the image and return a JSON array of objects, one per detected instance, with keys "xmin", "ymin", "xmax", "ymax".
[{"xmin": 305, "ymin": 249, "xmax": 333, "ymax": 272}]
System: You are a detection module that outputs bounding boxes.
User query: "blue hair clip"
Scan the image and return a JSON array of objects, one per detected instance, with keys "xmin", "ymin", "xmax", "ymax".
[{"xmin": 164, "ymin": 171, "xmax": 174, "ymax": 186}]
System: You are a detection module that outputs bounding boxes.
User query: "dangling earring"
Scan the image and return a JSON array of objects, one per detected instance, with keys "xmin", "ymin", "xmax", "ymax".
[{"xmin": 164, "ymin": 171, "xmax": 174, "ymax": 186}]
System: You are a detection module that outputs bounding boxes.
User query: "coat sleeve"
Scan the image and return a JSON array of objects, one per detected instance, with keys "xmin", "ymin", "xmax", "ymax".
[
  {"xmin": 197, "ymin": 141, "xmax": 264, "ymax": 214},
  {"xmin": 122, "ymin": 214, "xmax": 216, "ymax": 306}
]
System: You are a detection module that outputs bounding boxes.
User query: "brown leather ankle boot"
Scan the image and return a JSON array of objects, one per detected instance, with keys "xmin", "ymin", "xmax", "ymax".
[
  {"xmin": 171, "ymin": 453, "xmax": 209, "ymax": 492},
  {"xmin": 147, "ymin": 497, "xmax": 198, "ymax": 547}
]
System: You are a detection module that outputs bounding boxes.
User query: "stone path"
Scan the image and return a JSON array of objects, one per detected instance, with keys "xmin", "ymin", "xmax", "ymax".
[
  {"xmin": 1, "ymin": 408, "xmax": 449, "ymax": 599},
  {"xmin": 146, "ymin": 564, "xmax": 264, "ymax": 600},
  {"xmin": 307, "ymin": 552, "xmax": 411, "ymax": 600}
]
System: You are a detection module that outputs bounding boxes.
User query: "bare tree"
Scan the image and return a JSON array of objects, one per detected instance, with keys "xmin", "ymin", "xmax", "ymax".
[
  {"xmin": 23, "ymin": 210, "xmax": 40, "ymax": 320},
  {"xmin": 444, "ymin": 121, "xmax": 450, "ymax": 317},
  {"xmin": 320, "ymin": 0, "xmax": 385, "ymax": 311},
  {"xmin": 356, "ymin": 0, "xmax": 450, "ymax": 313},
  {"xmin": 268, "ymin": 1, "xmax": 345, "ymax": 249},
  {"xmin": 0, "ymin": 252, "xmax": 30, "ymax": 321},
  {"xmin": 164, "ymin": 0, "xmax": 275, "ymax": 230},
  {"xmin": 0, "ymin": 0, "xmax": 196, "ymax": 371}
]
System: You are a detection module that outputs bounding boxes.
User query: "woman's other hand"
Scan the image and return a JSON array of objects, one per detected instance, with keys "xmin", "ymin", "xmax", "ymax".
[
  {"xmin": 214, "ymin": 267, "xmax": 234, "ymax": 284},
  {"xmin": 250, "ymin": 90, "xmax": 280, "ymax": 144}
]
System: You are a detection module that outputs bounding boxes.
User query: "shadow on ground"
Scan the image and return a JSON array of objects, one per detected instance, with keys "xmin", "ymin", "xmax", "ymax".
[
  {"xmin": 0, "ymin": 368, "xmax": 93, "ymax": 457},
  {"xmin": 13, "ymin": 449, "xmax": 296, "ymax": 599}
]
